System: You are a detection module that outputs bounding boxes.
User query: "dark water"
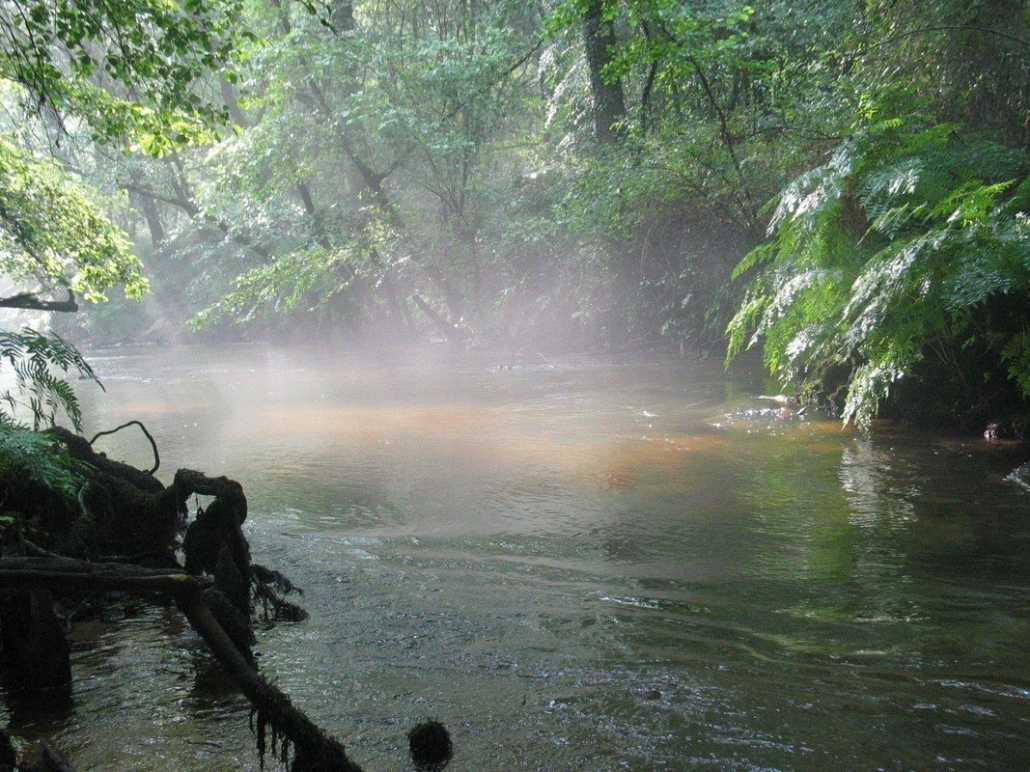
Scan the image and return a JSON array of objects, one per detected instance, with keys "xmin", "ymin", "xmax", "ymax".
[{"xmin": 4, "ymin": 344, "xmax": 1029, "ymax": 771}]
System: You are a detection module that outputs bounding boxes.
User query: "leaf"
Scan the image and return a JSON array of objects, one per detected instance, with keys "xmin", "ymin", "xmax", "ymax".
[{"xmin": 0, "ymin": 328, "xmax": 101, "ymax": 432}]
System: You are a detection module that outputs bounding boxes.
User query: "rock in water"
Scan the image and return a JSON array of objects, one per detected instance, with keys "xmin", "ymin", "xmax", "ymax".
[{"xmin": 408, "ymin": 720, "xmax": 452, "ymax": 770}]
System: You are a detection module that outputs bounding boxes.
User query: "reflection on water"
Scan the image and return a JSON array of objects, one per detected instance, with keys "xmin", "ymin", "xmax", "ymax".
[{"xmin": 4, "ymin": 344, "xmax": 1029, "ymax": 771}]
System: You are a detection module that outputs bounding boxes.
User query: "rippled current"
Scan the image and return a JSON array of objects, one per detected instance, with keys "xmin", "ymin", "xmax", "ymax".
[{"xmin": 4, "ymin": 343, "xmax": 1028, "ymax": 771}]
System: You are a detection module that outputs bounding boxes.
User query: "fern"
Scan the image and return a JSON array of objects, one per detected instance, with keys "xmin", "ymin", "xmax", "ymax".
[
  {"xmin": 727, "ymin": 118, "xmax": 1030, "ymax": 427},
  {"xmin": 0, "ymin": 328, "xmax": 102, "ymax": 431},
  {"xmin": 0, "ymin": 425, "xmax": 82, "ymax": 498},
  {"xmin": 842, "ymin": 360, "xmax": 906, "ymax": 430}
]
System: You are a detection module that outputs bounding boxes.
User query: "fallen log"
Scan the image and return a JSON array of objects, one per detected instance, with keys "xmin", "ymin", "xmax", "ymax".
[
  {"xmin": 0, "ymin": 556, "xmax": 211, "ymax": 593},
  {"xmin": 2, "ymin": 426, "xmax": 451, "ymax": 771},
  {"xmin": 177, "ymin": 585, "xmax": 364, "ymax": 772}
]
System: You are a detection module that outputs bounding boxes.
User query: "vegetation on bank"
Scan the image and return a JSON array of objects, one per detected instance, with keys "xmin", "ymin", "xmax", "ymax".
[{"xmin": 0, "ymin": 1, "xmax": 1028, "ymax": 432}]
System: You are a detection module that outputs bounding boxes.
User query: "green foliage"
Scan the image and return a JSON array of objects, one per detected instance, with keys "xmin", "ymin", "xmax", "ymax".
[
  {"xmin": 160, "ymin": 0, "xmax": 547, "ymax": 341},
  {"xmin": 0, "ymin": 0, "xmax": 244, "ymax": 147},
  {"xmin": 0, "ymin": 0, "xmax": 248, "ymax": 445},
  {"xmin": 1001, "ymin": 331, "xmax": 1030, "ymax": 396},
  {"xmin": 0, "ymin": 327, "xmax": 101, "ymax": 431},
  {"xmin": 0, "ymin": 0, "xmax": 248, "ymax": 320},
  {"xmin": 0, "ymin": 424, "xmax": 82, "ymax": 499},
  {"xmin": 64, "ymin": 0, "xmax": 1028, "ymax": 414},
  {"xmin": 0, "ymin": 138, "xmax": 148, "ymax": 302},
  {"xmin": 855, "ymin": 1, "xmax": 1030, "ymax": 148},
  {"xmin": 190, "ymin": 238, "xmax": 382, "ymax": 330},
  {"xmin": 532, "ymin": 0, "xmax": 860, "ymax": 347},
  {"xmin": 728, "ymin": 119, "xmax": 1030, "ymax": 427}
]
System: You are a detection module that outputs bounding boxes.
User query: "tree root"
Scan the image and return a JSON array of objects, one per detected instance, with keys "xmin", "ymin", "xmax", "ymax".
[{"xmin": 0, "ymin": 427, "xmax": 452, "ymax": 771}]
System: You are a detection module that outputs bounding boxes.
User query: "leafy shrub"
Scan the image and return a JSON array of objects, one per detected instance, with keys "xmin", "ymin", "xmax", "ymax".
[{"xmin": 728, "ymin": 119, "xmax": 1030, "ymax": 428}]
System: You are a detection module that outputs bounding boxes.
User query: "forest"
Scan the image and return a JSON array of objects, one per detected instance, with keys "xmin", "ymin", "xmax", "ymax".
[
  {"xmin": 0, "ymin": 0, "xmax": 1023, "ymax": 433},
  {"xmin": 0, "ymin": 2, "xmax": 1028, "ymax": 770}
]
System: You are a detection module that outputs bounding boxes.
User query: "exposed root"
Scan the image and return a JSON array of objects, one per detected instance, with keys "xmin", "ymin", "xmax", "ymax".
[{"xmin": 0, "ymin": 426, "xmax": 452, "ymax": 772}]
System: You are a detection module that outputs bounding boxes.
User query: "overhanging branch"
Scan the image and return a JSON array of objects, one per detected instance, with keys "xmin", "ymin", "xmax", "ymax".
[{"xmin": 0, "ymin": 289, "xmax": 78, "ymax": 313}]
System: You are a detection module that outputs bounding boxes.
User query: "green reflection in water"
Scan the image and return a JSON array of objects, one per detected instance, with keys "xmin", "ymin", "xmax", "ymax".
[{"xmin": 14, "ymin": 344, "xmax": 1027, "ymax": 772}]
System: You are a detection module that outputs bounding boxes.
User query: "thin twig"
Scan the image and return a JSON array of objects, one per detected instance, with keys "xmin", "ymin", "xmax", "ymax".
[{"xmin": 89, "ymin": 420, "xmax": 160, "ymax": 474}]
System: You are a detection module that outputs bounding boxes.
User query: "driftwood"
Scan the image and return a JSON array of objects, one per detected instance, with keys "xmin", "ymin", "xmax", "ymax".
[
  {"xmin": 0, "ymin": 557, "xmax": 364, "ymax": 772},
  {"xmin": 0, "ymin": 426, "xmax": 451, "ymax": 772}
]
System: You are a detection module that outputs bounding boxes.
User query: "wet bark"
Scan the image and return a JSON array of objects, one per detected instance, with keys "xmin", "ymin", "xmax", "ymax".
[
  {"xmin": 0, "ymin": 557, "xmax": 363, "ymax": 772},
  {"xmin": 0, "ymin": 426, "xmax": 368, "ymax": 771}
]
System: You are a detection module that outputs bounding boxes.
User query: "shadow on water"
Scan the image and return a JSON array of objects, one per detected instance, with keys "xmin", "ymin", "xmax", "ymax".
[{"xmin": 6, "ymin": 343, "xmax": 1028, "ymax": 771}]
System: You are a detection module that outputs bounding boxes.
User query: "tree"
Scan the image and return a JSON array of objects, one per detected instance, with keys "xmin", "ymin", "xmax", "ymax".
[
  {"xmin": 0, "ymin": 0, "xmax": 245, "ymax": 426},
  {"xmin": 580, "ymin": 0, "xmax": 626, "ymax": 144},
  {"xmin": 539, "ymin": 1, "xmax": 823, "ymax": 347},
  {"xmin": 130, "ymin": 0, "xmax": 547, "ymax": 345}
]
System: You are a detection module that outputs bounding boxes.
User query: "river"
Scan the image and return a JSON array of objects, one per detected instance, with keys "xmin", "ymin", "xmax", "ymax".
[{"xmin": 4, "ymin": 343, "xmax": 1029, "ymax": 771}]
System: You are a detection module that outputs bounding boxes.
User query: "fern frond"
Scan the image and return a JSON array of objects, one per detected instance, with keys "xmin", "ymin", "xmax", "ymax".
[
  {"xmin": 0, "ymin": 425, "xmax": 82, "ymax": 498},
  {"xmin": 727, "ymin": 118, "xmax": 1030, "ymax": 427},
  {"xmin": 0, "ymin": 328, "xmax": 100, "ymax": 431},
  {"xmin": 768, "ymin": 143, "xmax": 852, "ymax": 234}
]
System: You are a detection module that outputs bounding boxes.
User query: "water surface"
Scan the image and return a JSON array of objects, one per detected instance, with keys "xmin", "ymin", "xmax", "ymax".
[{"xmin": 5, "ymin": 344, "xmax": 1028, "ymax": 771}]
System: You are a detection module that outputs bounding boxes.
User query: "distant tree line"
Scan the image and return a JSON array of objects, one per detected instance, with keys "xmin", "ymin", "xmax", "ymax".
[{"xmin": 0, "ymin": 0, "xmax": 1027, "ymax": 429}]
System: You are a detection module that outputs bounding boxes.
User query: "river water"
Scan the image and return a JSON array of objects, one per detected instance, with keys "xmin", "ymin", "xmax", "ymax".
[{"xmin": 4, "ymin": 343, "xmax": 1029, "ymax": 771}]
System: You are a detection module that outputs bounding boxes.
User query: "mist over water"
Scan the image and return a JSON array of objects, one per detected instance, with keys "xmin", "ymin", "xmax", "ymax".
[{"xmin": 9, "ymin": 343, "xmax": 1029, "ymax": 771}]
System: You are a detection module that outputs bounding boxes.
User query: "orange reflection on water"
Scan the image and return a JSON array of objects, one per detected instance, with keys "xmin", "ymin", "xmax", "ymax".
[
  {"xmin": 594, "ymin": 433, "xmax": 728, "ymax": 491},
  {"xmin": 246, "ymin": 400, "xmax": 731, "ymax": 495}
]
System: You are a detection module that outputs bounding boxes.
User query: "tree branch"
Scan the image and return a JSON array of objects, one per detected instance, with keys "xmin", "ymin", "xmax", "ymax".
[
  {"xmin": 0, "ymin": 290, "xmax": 78, "ymax": 313},
  {"xmin": 89, "ymin": 420, "xmax": 161, "ymax": 475},
  {"xmin": 871, "ymin": 24, "xmax": 1030, "ymax": 51},
  {"xmin": 0, "ymin": 555, "xmax": 365, "ymax": 772}
]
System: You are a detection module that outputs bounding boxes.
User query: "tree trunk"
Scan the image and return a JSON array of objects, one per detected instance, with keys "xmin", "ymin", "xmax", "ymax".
[{"xmin": 582, "ymin": 0, "xmax": 626, "ymax": 144}]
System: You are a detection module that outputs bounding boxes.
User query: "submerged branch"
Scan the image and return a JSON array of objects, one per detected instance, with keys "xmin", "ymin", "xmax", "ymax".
[{"xmin": 0, "ymin": 556, "xmax": 364, "ymax": 772}]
